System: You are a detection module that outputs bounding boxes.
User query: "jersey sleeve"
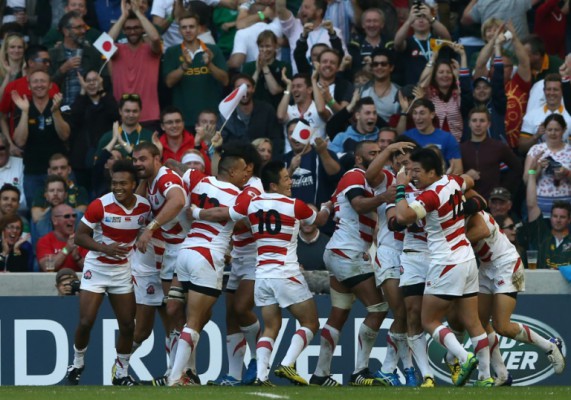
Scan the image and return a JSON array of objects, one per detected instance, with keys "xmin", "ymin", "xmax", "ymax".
[
  {"xmin": 413, "ymin": 190, "xmax": 440, "ymax": 213},
  {"xmin": 295, "ymin": 199, "xmax": 317, "ymax": 226},
  {"xmin": 229, "ymin": 196, "xmax": 251, "ymax": 221},
  {"xmin": 81, "ymin": 199, "xmax": 104, "ymax": 229},
  {"xmin": 183, "ymin": 169, "xmax": 207, "ymax": 193},
  {"xmin": 158, "ymin": 170, "xmax": 185, "ymax": 197}
]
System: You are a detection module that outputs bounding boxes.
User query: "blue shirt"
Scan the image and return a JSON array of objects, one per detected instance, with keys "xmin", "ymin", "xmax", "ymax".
[{"xmin": 404, "ymin": 128, "xmax": 461, "ymax": 163}]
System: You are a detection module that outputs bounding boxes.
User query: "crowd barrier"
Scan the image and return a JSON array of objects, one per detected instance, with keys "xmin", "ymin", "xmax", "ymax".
[{"xmin": 0, "ymin": 271, "xmax": 569, "ymax": 386}]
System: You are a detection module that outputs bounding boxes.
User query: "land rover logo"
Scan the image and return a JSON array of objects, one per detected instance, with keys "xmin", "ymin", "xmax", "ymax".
[{"xmin": 426, "ymin": 314, "xmax": 567, "ymax": 385}]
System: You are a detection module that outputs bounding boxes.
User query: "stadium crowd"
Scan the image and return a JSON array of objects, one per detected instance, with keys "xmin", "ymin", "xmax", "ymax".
[{"xmin": 0, "ymin": 0, "xmax": 568, "ymax": 389}]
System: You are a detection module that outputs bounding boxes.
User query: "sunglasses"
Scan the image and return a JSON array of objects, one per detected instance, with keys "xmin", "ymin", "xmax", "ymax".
[
  {"xmin": 32, "ymin": 57, "xmax": 51, "ymax": 64},
  {"xmin": 372, "ymin": 61, "xmax": 390, "ymax": 67},
  {"xmin": 121, "ymin": 93, "xmax": 140, "ymax": 100},
  {"xmin": 55, "ymin": 213, "xmax": 77, "ymax": 219},
  {"xmin": 502, "ymin": 224, "xmax": 516, "ymax": 230}
]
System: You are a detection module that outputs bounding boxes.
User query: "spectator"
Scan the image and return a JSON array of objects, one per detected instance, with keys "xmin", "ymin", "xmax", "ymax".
[
  {"xmin": 523, "ymin": 114, "xmax": 571, "ymax": 217},
  {"xmin": 0, "ymin": 32, "xmax": 26, "ymax": 95},
  {"xmin": 242, "ymin": 30, "xmax": 291, "ymax": 110},
  {"xmin": 377, "ymin": 127, "xmax": 398, "ymax": 152},
  {"xmin": 181, "ymin": 149, "xmax": 206, "ymax": 172},
  {"xmin": 284, "ymin": 118, "xmax": 342, "ymax": 214},
  {"xmin": 460, "ymin": 106, "xmax": 522, "ymax": 200},
  {"xmin": 494, "ymin": 214, "xmax": 527, "ymax": 268},
  {"xmin": 323, "ymin": 0, "xmax": 354, "ymax": 45},
  {"xmin": 95, "ymin": 94, "xmax": 154, "ymax": 159},
  {"xmin": 163, "ymin": 13, "xmax": 229, "ymax": 129},
  {"xmin": 533, "ymin": 0, "xmax": 568, "ymax": 59},
  {"xmin": 42, "ymin": 0, "xmax": 102, "ymax": 49},
  {"xmin": 488, "ymin": 186, "xmax": 519, "ymax": 223},
  {"xmin": 227, "ymin": 5, "xmax": 283, "ymax": 70},
  {"xmin": 275, "ymin": 0, "xmax": 347, "ymax": 73},
  {"xmin": 220, "ymin": 74, "xmax": 283, "ymax": 157},
  {"xmin": 11, "ymin": 70, "xmax": 70, "ymax": 208},
  {"xmin": 314, "ymin": 48, "xmax": 354, "ymax": 114},
  {"xmin": 55, "ymin": 267, "xmax": 80, "ymax": 295},
  {"xmin": 31, "ymin": 154, "xmax": 89, "ymax": 224},
  {"xmin": 252, "ymin": 137, "xmax": 272, "ymax": 168},
  {"xmin": 151, "ymin": 0, "xmax": 183, "ymax": 48},
  {"xmin": 360, "ymin": 48, "xmax": 399, "ymax": 125},
  {"xmin": 0, "ymin": 184, "xmax": 23, "ymax": 221},
  {"xmin": 277, "ymin": 72, "xmax": 331, "ymax": 149},
  {"xmin": 329, "ymin": 97, "xmax": 380, "ymax": 154},
  {"xmin": 521, "ymin": 34, "xmax": 564, "ymax": 84},
  {"xmin": 36, "ymin": 203, "xmax": 86, "ymax": 272},
  {"xmin": 461, "ymin": 0, "xmax": 533, "ymax": 39},
  {"xmin": 469, "ymin": 17, "xmax": 503, "ymax": 74},
  {"xmin": 31, "ymin": 175, "xmax": 67, "ymax": 226},
  {"xmin": 393, "ymin": 2, "xmax": 451, "ymax": 86},
  {"xmin": 403, "ymin": 98, "xmax": 463, "ymax": 174},
  {"xmin": 520, "ymin": 74, "xmax": 571, "ymax": 154},
  {"xmin": 158, "ymin": 106, "xmax": 211, "ymax": 173},
  {"xmin": 0, "ymin": 45, "xmax": 59, "ymax": 147},
  {"xmin": 212, "ymin": 3, "xmax": 238, "ymax": 58},
  {"xmin": 108, "ymin": 4, "xmax": 162, "ymax": 130},
  {"xmin": 293, "ymin": 21, "xmax": 345, "ymax": 76},
  {"xmin": 464, "ymin": 26, "xmax": 507, "ymax": 143},
  {"xmin": 418, "ymin": 42, "xmax": 471, "ymax": 142},
  {"xmin": 524, "ymin": 156, "xmax": 571, "ymax": 269},
  {"xmin": 48, "ymin": 11, "xmax": 108, "ymax": 107},
  {"xmin": 348, "ymin": 8, "xmax": 388, "ymax": 76},
  {"xmin": 0, "ymin": 134, "xmax": 25, "ymax": 209},
  {"xmin": 68, "ymin": 70, "xmax": 119, "ymax": 191},
  {"xmin": 0, "ymin": 213, "xmax": 32, "ymax": 272}
]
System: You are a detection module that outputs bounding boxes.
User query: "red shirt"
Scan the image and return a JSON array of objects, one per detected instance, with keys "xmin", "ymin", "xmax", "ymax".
[
  {"xmin": 36, "ymin": 231, "xmax": 88, "ymax": 272},
  {"xmin": 505, "ymin": 72, "xmax": 531, "ymax": 149},
  {"xmin": 0, "ymin": 76, "xmax": 60, "ymax": 138},
  {"xmin": 159, "ymin": 130, "xmax": 211, "ymax": 174}
]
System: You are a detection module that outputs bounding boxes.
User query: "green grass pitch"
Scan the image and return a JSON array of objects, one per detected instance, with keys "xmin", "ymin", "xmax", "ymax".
[{"xmin": 1, "ymin": 386, "xmax": 571, "ymax": 400}]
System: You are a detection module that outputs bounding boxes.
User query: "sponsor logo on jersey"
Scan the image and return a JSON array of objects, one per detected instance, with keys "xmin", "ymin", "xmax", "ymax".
[{"xmin": 426, "ymin": 315, "xmax": 567, "ymax": 385}]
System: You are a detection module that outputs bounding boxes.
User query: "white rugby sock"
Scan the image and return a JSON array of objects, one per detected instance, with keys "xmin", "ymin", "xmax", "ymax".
[
  {"xmin": 227, "ymin": 332, "xmax": 246, "ymax": 379},
  {"xmin": 256, "ymin": 337, "xmax": 274, "ymax": 381},
  {"xmin": 355, "ymin": 323, "xmax": 379, "ymax": 373},
  {"xmin": 314, "ymin": 324, "xmax": 340, "ymax": 377},
  {"xmin": 170, "ymin": 327, "xmax": 199, "ymax": 382},
  {"xmin": 432, "ymin": 325, "xmax": 468, "ymax": 363},
  {"xmin": 114, "ymin": 353, "xmax": 130, "ymax": 378},
  {"xmin": 408, "ymin": 333, "xmax": 433, "ymax": 378},
  {"xmin": 73, "ymin": 345, "xmax": 87, "ymax": 369},
  {"xmin": 240, "ymin": 320, "xmax": 261, "ymax": 358},
  {"xmin": 514, "ymin": 323, "xmax": 552, "ymax": 351},
  {"xmin": 488, "ymin": 331, "xmax": 508, "ymax": 379},
  {"xmin": 281, "ymin": 327, "xmax": 314, "ymax": 367},
  {"xmin": 381, "ymin": 333, "xmax": 398, "ymax": 373},
  {"xmin": 393, "ymin": 332, "xmax": 413, "ymax": 369},
  {"xmin": 471, "ymin": 333, "xmax": 490, "ymax": 380},
  {"xmin": 168, "ymin": 329, "xmax": 180, "ymax": 371}
]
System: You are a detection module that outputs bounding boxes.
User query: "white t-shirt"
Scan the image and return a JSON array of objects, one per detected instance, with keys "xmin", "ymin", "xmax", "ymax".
[
  {"xmin": 0, "ymin": 157, "xmax": 26, "ymax": 209},
  {"xmin": 231, "ymin": 20, "xmax": 283, "ymax": 62},
  {"xmin": 151, "ymin": 0, "xmax": 182, "ymax": 49}
]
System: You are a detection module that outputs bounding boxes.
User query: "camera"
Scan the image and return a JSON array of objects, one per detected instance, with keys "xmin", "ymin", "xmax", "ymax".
[
  {"xmin": 70, "ymin": 280, "xmax": 81, "ymax": 295},
  {"xmin": 544, "ymin": 156, "xmax": 562, "ymax": 175}
]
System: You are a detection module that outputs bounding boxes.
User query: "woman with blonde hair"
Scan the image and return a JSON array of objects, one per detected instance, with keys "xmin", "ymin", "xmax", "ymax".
[
  {"xmin": 252, "ymin": 137, "xmax": 272, "ymax": 167},
  {"xmin": 0, "ymin": 33, "xmax": 26, "ymax": 94}
]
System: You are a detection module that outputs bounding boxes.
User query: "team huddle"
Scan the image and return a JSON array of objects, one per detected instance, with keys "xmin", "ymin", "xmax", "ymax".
[{"xmin": 63, "ymin": 138, "xmax": 565, "ymax": 388}]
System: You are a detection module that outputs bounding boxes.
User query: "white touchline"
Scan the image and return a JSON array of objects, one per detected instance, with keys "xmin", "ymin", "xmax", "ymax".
[{"xmin": 246, "ymin": 393, "xmax": 290, "ymax": 400}]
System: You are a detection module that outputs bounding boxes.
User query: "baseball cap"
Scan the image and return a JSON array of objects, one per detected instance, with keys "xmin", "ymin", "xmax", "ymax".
[
  {"xmin": 489, "ymin": 187, "xmax": 511, "ymax": 201},
  {"xmin": 474, "ymin": 76, "xmax": 491, "ymax": 86},
  {"xmin": 56, "ymin": 268, "xmax": 77, "ymax": 284}
]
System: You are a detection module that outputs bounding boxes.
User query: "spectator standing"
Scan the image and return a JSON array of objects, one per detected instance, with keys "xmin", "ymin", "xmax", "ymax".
[
  {"xmin": 0, "ymin": 32, "xmax": 26, "ymax": 95},
  {"xmin": 488, "ymin": 186, "xmax": 520, "ymax": 223},
  {"xmin": 48, "ymin": 10, "xmax": 107, "ymax": 107},
  {"xmin": 348, "ymin": 8, "xmax": 388, "ymax": 77},
  {"xmin": 328, "ymin": 97, "xmax": 380, "ymax": 154},
  {"xmin": 36, "ymin": 203, "xmax": 86, "ymax": 272},
  {"xmin": 0, "ymin": 134, "xmax": 25, "ymax": 209},
  {"xmin": 314, "ymin": 49, "xmax": 354, "ymax": 114},
  {"xmin": 521, "ymin": 34, "xmax": 564, "ymax": 84},
  {"xmin": 163, "ymin": 13, "xmax": 229, "ymax": 129},
  {"xmin": 360, "ymin": 48, "xmax": 399, "ymax": 124},
  {"xmin": 461, "ymin": 0, "xmax": 534, "ymax": 39},
  {"xmin": 42, "ymin": 0, "xmax": 102, "ymax": 49},
  {"xmin": 11, "ymin": 70, "xmax": 70, "ymax": 208},
  {"xmin": 108, "ymin": 2, "xmax": 162, "ymax": 129}
]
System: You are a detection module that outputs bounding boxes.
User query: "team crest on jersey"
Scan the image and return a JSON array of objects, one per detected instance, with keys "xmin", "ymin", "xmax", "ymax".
[
  {"xmin": 138, "ymin": 216, "xmax": 146, "ymax": 225},
  {"xmin": 498, "ymin": 279, "xmax": 505, "ymax": 286},
  {"xmin": 154, "ymin": 197, "xmax": 159, "ymax": 205},
  {"xmin": 426, "ymin": 280, "xmax": 431, "ymax": 287},
  {"xmin": 84, "ymin": 270, "xmax": 92, "ymax": 280},
  {"xmin": 147, "ymin": 285, "xmax": 155, "ymax": 295}
]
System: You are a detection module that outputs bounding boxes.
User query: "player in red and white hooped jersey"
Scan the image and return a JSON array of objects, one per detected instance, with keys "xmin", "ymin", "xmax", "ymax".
[
  {"xmin": 200, "ymin": 144, "xmax": 264, "ymax": 386},
  {"xmin": 167, "ymin": 150, "xmax": 249, "ymax": 386},
  {"xmin": 66, "ymin": 160, "xmax": 151, "ymax": 386},
  {"xmin": 464, "ymin": 210, "xmax": 566, "ymax": 382},
  {"xmin": 365, "ymin": 140, "xmax": 421, "ymax": 386},
  {"xmin": 194, "ymin": 161, "xmax": 331, "ymax": 385},
  {"xmin": 132, "ymin": 142, "xmax": 187, "ymax": 382},
  {"xmin": 312, "ymin": 141, "xmax": 395, "ymax": 387},
  {"xmin": 395, "ymin": 148, "xmax": 492, "ymax": 386}
]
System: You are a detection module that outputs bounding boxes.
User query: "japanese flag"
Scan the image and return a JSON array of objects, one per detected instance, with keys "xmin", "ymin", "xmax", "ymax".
[
  {"xmin": 291, "ymin": 121, "xmax": 313, "ymax": 145},
  {"xmin": 93, "ymin": 32, "xmax": 117, "ymax": 60},
  {"xmin": 219, "ymin": 83, "xmax": 247, "ymax": 120}
]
